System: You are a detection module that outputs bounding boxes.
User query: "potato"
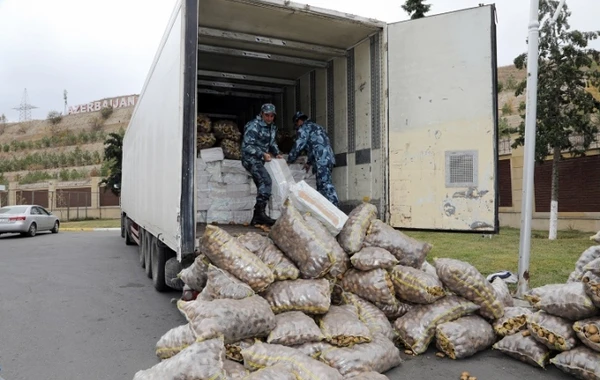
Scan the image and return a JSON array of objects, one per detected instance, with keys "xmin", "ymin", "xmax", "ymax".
[
  {"xmin": 573, "ymin": 318, "xmax": 600, "ymax": 353},
  {"xmin": 527, "ymin": 311, "xmax": 578, "ymax": 351}
]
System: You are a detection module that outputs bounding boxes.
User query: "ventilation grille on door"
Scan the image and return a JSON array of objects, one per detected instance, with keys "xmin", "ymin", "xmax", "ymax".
[{"xmin": 445, "ymin": 150, "xmax": 478, "ymax": 188}]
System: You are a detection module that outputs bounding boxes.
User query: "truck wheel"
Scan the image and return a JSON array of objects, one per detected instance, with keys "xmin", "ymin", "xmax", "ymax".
[
  {"xmin": 120, "ymin": 215, "xmax": 126, "ymax": 238},
  {"xmin": 139, "ymin": 229, "xmax": 146, "ymax": 268},
  {"xmin": 125, "ymin": 220, "xmax": 134, "ymax": 246},
  {"xmin": 152, "ymin": 239, "xmax": 168, "ymax": 292},
  {"xmin": 144, "ymin": 232, "xmax": 152, "ymax": 278}
]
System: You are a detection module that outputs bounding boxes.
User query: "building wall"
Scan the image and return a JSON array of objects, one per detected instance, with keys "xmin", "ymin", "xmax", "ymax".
[{"xmin": 498, "ymin": 139, "xmax": 600, "ymax": 232}]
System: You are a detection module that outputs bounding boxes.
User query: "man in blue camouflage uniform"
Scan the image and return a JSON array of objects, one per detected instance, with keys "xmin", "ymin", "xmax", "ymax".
[
  {"xmin": 241, "ymin": 103, "xmax": 283, "ymax": 226},
  {"xmin": 287, "ymin": 111, "xmax": 340, "ymax": 207}
]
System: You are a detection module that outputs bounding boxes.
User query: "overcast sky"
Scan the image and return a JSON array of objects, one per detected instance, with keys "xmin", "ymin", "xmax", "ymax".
[{"xmin": 1, "ymin": 0, "xmax": 599, "ymax": 122}]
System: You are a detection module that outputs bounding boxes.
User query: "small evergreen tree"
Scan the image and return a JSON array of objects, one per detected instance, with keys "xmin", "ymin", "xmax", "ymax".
[{"xmin": 402, "ymin": 0, "xmax": 431, "ymax": 19}]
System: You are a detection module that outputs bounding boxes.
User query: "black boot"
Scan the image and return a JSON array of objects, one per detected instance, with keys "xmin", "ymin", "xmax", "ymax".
[{"xmin": 251, "ymin": 202, "xmax": 276, "ymax": 227}]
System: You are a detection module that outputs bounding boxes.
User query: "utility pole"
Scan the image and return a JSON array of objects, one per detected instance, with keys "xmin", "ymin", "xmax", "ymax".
[{"xmin": 517, "ymin": 0, "xmax": 567, "ymax": 298}]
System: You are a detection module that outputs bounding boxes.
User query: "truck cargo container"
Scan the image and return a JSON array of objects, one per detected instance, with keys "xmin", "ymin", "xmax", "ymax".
[{"xmin": 121, "ymin": 0, "xmax": 500, "ymax": 291}]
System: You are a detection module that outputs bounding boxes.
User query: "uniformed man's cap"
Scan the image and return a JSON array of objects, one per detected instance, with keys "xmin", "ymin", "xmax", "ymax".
[
  {"xmin": 261, "ymin": 103, "xmax": 277, "ymax": 115},
  {"xmin": 292, "ymin": 111, "xmax": 308, "ymax": 123}
]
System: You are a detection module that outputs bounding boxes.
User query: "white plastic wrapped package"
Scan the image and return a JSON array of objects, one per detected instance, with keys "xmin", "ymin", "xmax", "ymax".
[
  {"xmin": 177, "ymin": 295, "xmax": 276, "ymax": 344},
  {"xmin": 206, "ymin": 162, "xmax": 223, "ymax": 182},
  {"xmin": 202, "ymin": 225, "xmax": 274, "ymax": 292},
  {"xmin": 207, "ymin": 210, "xmax": 254, "ymax": 225},
  {"xmin": 133, "ymin": 338, "xmax": 226, "ymax": 380},
  {"xmin": 269, "ymin": 200, "xmax": 334, "ymax": 279},
  {"xmin": 221, "ymin": 159, "xmax": 247, "ymax": 175},
  {"xmin": 393, "ymin": 295, "xmax": 480, "ymax": 355},
  {"xmin": 337, "ymin": 203, "xmax": 378, "ymax": 254},
  {"xmin": 289, "ymin": 180, "xmax": 348, "ymax": 236},
  {"xmin": 210, "ymin": 196, "xmax": 256, "ymax": 211},
  {"xmin": 197, "ymin": 198, "xmax": 211, "ymax": 211},
  {"xmin": 265, "ymin": 158, "xmax": 296, "ymax": 205},
  {"xmin": 155, "ymin": 324, "xmax": 197, "ymax": 360},
  {"xmin": 550, "ymin": 346, "xmax": 600, "ymax": 379},
  {"xmin": 222, "ymin": 173, "xmax": 250, "ymax": 185},
  {"xmin": 200, "ymin": 147, "xmax": 225, "ymax": 162},
  {"xmin": 198, "ymin": 264, "xmax": 255, "ymax": 301},
  {"xmin": 319, "ymin": 333, "xmax": 403, "ymax": 377},
  {"xmin": 260, "ymin": 278, "xmax": 331, "ymax": 315},
  {"xmin": 267, "ymin": 311, "xmax": 325, "ymax": 346},
  {"xmin": 241, "ymin": 341, "xmax": 344, "ymax": 379}
]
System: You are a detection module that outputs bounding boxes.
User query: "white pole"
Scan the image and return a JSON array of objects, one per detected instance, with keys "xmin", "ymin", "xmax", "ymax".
[
  {"xmin": 551, "ymin": 0, "xmax": 567, "ymax": 23},
  {"xmin": 516, "ymin": 0, "xmax": 541, "ymax": 298}
]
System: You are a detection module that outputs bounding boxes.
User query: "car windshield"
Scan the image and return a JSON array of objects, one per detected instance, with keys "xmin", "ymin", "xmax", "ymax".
[{"xmin": 0, "ymin": 206, "xmax": 29, "ymax": 215}]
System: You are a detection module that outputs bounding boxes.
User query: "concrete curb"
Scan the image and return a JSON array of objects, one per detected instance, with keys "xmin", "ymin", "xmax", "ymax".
[{"xmin": 62, "ymin": 228, "xmax": 121, "ymax": 232}]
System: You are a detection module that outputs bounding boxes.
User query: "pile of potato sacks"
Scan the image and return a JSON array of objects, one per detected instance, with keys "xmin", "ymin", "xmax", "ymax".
[
  {"xmin": 132, "ymin": 199, "xmax": 600, "ymax": 380},
  {"xmin": 197, "ymin": 114, "xmax": 242, "ymax": 160}
]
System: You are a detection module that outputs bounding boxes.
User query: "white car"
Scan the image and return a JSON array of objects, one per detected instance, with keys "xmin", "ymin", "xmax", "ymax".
[{"xmin": 0, "ymin": 205, "xmax": 60, "ymax": 237}]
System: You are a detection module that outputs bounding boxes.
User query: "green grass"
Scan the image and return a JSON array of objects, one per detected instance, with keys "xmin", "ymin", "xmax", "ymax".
[
  {"xmin": 404, "ymin": 227, "xmax": 594, "ymax": 288},
  {"xmin": 61, "ymin": 219, "xmax": 120, "ymax": 229}
]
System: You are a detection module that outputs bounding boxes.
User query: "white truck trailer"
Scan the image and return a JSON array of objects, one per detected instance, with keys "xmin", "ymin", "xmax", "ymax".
[{"xmin": 120, "ymin": 0, "xmax": 500, "ymax": 291}]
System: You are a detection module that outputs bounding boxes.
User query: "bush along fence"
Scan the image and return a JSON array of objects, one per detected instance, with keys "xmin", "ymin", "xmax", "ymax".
[{"xmin": 0, "ymin": 177, "xmax": 120, "ymax": 221}]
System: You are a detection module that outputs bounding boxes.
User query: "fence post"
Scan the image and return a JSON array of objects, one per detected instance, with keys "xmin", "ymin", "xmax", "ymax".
[
  {"xmin": 48, "ymin": 180, "xmax": 57, "ymax": 211},
  {"xmin": 8, "ymin": 181, "xmax": 18, "ymax": 205}
]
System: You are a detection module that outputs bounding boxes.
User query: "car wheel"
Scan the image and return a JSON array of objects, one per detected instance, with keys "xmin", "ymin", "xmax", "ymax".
[
  {"xmin": 27, "ymin": 223, "xmax": 37, "ymax": 237},
  {"xmin": 51, "ymin": 221, "xmax": 60, "ymax": 234}
]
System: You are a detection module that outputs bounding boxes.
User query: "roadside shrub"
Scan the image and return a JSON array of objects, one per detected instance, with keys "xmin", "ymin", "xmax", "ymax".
[{"xmin": 47, "ymin": 110, "xmax": 63, "ymax": 125}]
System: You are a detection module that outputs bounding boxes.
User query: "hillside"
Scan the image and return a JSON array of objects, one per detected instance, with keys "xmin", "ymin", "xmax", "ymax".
[{"xmin": 0, "ymin": 105, "xmax": 133, "ymax": 185}]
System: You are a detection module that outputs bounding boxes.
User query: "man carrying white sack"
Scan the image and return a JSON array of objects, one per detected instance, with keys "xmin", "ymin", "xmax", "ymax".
[
  {"xmin": 287, "ymin": 111, "xmax": 340, "ymax": 207},
  {"xmin": 241, "ymin": 103, "xmax": 284, "ymax": 227}
]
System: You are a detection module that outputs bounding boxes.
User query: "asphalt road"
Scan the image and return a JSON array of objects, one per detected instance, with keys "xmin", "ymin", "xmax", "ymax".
[{"xmin": 0, "ymin": 231, "xmax": 570, "ymax": 380}]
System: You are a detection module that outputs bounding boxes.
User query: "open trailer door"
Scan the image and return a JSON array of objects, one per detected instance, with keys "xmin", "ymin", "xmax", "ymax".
[{"xmin": 386, "ymin": 5, "xmax": 499, "ymax": 233}]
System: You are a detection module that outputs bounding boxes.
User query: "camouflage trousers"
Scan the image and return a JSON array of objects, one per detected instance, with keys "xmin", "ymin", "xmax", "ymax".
[
  {"xmin": 242, "ymin": 158, "xmax": 271, "ymax": 205},
  {"xmin": 315, "ymin": 163, "xmax": 339, "ymax": 207}
]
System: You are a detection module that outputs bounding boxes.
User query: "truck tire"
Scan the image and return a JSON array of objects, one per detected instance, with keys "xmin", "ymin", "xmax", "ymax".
[
  {"xmin": 151, "ymin": 238, "xmax": 169, "ymax": 292},
  {"xmin": 165, "ymin": 257, "xmax": 185, "ymax": 291},
  {"xmin": 144, "ymin": 231, "xmax": 152, "ymax": 278},
  {"xmin": 139, "ymin": 229, "xmax": 146, "ymax": 268},
  {"xmin": 125, "ymin": 219, "xmax": 135, "ymax": 246},
  {"xmin": 121, "ymin": 214, "xmax": 126, "ymax": 238}
]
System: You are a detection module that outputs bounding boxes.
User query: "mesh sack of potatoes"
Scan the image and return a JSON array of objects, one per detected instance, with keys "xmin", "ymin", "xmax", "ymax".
[
  {"xmin": 344, "ymin": 372, "xmax": 391, "ymax": 380},
  {"xmin": 421, "ymin": 261, "xmax": 439, "ymax": 280},
  {"xmin": 318, "ymin": 304, "xmax": 373, "ymax": 347},
  {"xmin": 434, "ymin": 315, "xmax": 496, "ymax": 359},
  {"xmin": 374, "ymin": 300, "xmax": 413, "ymax": 320},
  {"xmin": 583, "ymin": 271, "xmax": 600, "ymax": 308},
  {"xmin": 393, "ymin": 295, "xmax": 480, "ymax": 355},
  {"xmin": 527, "ymin": 310, "xmax": 578, "ymax": 351},
  {"xmin": 242, "ymin": 363, "xmax": 298, "ymax": 380},
  {"xmin": 202, "ymin": 225, "xmax": 274, "ymax": 292},
  {"xmin": 363, "ymin": 219, "xmax": 432, "ymax": 268},
  {"xmin": 526, "ymin": 282, "xmax": 597, "ymax": 320},
  {"xmin": 260, "ymin": 278, "xmax": 331, "ymax": 314},
  {"xmin": 492, "ymin": 306, "xmax": 533, "ymax": 337},
  {"xmin": 241, "ymin": 341, "xmax": 344, "ymax": 379},
  {"xmin": 337, "ymin": 202, "xmax": 378, "ymax": 254},
  {"xmin": 269, "ymin": 200, "xmax": 335, "ymax": 279},
  {"xmin": 341, "ymin": 292, "xmax": 396, "ymax": 341},
  {"xmin": 573, "ymin": 318, "xmax": 600, "ymax": 353},
  {"xmin": 326, "ymin": 274, "xmax": 345, "ymax": 306},
  {"xmin": 292, "ymin": 340, "xmax": 334, "ymax": 358},
  {"xmin": 389, "ymin": 264, "xmax": 445, "ymax": 304},
  {"xmin": 550, "ymin": 346, "xmax": 600, "ymax": 379},
  {"xmin": 133, "ymin": 338, "xmax": 226, "ymax": 380},
  {"xmin": 197, "ymin": 114, "xmax": 212, "ymax": 133},
  {"xmin": 225, "ymin": 339, "xmax": 256, "ymax": 362},
  {"xmin": 238, "ymin": 233, "xmax": 299, "ymax": 281},
  {"xmin": 266, "ymin": 311, "xmax": 325, "ymax": 346},
  {"xmin": 568, "ymin": 246, "xmax": 600, "ymax": 283},
  {"xmin": 213, "ymin": 119, "xmax": 242, "ymax": 141},
  {"xmin": 341, "ymin": 268, "xmax": 397, "ymax": 307},
  {"xmin": 350, "ymin": 247, "xmax": 399, "ymax": 271},
  {"xmin": 490, "ymin": 277, "xmax": 514, "ymax": 307},
  {"xmin": 303, "ymin": 213, "xmax": 350, "ymax": 279},
  {"xmin": 220, "ymin": 139, "xmax": 241, "ymax": 160},
  {"xmin": 492, "ymin": 333, "xmax": 551, "ymax": 369},
  {"xmin": 433, "ymin": 258, "xmax": 504, "ymax": 320},
  {"xmin": 197, "ymin": 132, "xmax": 217, "ymax": 150},
  {"xmin": 223, "ymin": 359, "xmax": 248, "ymax": 379},
  {"xmin": 319, "ymin": 333, "xmax": 403, "ymax": 377},
  {"xmin": 178, "ymin": 254, "xmax": 209, "ymax": 292},
  {"xmin": 177, "ymin": 295, "xmax": 276, "ymax": 344},
  {"xmin": 198, "ymin": 264, "xmax": 255, "ymax": 301},
  {"xmin": 155, "ymin": 323, "xmax": 197, "ymax": 360},
  {"xmin": 584, "ymin": 257, "xmax": 600, "ymax": 276}
]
